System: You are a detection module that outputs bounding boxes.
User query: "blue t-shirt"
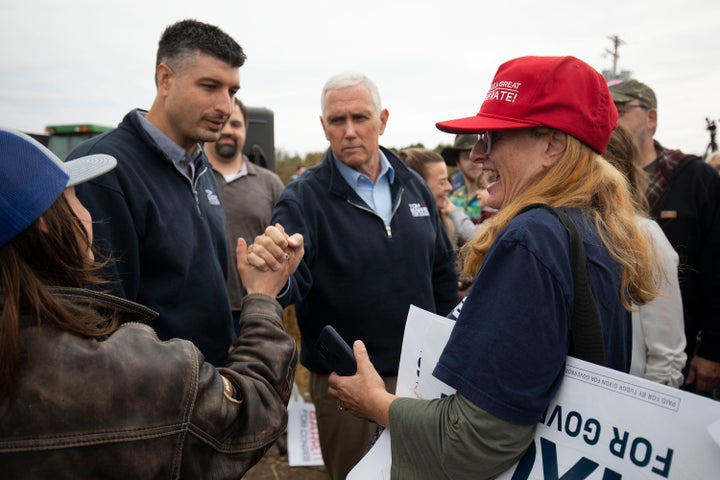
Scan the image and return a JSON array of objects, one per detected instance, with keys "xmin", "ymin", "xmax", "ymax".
[{"xmin": 434, "ymin": 208, "xmax": 631, "ymax": 425}]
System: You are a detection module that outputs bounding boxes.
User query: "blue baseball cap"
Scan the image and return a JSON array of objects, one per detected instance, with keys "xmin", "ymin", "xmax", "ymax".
[{"xmin": 0, "ymin": 127, "xmax": 116, "ymax": 247}]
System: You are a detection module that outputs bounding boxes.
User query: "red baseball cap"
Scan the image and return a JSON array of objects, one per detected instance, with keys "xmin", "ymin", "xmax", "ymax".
[{"xmin": 436, "ymin": 56, "xmax": 618, "ymax": 154}]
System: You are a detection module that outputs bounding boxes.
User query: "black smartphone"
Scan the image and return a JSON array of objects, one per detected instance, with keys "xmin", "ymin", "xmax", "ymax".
[{"xmin": 315, "ymin": 325, "xmax": 357, "ymax": 376}]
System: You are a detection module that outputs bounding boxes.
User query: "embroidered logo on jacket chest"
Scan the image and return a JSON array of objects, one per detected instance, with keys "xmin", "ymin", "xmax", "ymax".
[
  {"xmin": 205, "ymin": 189, "xmax": 221, "ymax": 205},
  {"xmin": 408, "ymin": 202, "xmax": 430, "ymax": 217}
]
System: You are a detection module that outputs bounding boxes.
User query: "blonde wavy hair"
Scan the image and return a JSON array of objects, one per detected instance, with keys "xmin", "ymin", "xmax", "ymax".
[{"xmin": 460, "ymin": 131, "xmax": 659, "ymax": 310}]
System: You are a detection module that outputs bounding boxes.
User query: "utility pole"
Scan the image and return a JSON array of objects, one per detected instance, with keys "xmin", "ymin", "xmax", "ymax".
[
  {"xmin": 602, "ymin": 35, "xmax": 631, "ymax": 81},
  {"xmin": 605, "ymin": 35, "xmax": 625, "ymax": 77}
]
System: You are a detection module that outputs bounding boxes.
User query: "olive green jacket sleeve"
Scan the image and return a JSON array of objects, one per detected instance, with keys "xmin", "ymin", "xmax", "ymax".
[{"xmin": 389, "ymin": 394, "xmax": 534, "ymax": 480}]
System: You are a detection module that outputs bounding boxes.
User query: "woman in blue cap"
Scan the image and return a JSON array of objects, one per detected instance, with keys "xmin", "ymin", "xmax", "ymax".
[{"xmin": 0, "ymin": 127, "xmax": 303, "ymax": 478}]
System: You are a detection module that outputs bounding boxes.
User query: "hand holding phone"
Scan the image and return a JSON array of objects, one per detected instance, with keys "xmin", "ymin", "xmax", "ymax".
[{"xmin": 316, "ymin": 325, "xmax": 357, "ymax": 376}]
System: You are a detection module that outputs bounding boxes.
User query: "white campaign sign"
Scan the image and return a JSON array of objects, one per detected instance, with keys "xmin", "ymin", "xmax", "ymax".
[
  {"xmin": 349, "ymin": 305, "xmax": 720, "ymax": 479},
  {"xmin": 286, "ymin": 395, "xmax": 324, "ymax": 467}
]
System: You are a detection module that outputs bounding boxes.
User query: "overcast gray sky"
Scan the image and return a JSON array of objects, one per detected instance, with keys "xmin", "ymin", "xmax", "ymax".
[{"xmin": 1, "ymin": 0, "xmax": 718, "ymax": 157}]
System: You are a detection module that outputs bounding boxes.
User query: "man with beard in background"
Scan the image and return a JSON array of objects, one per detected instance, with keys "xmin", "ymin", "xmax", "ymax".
[{"xmin": 205, "ymin": 97, "xmax": 285, "ymax": 325}]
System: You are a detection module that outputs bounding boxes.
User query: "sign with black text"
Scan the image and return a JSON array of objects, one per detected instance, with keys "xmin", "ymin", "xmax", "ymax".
[{"xmin": 349, "ymin": 306, "xmax": 720, "ymax": 479}]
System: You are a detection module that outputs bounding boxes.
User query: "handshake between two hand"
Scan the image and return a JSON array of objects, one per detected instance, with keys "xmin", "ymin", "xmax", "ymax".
[{"xmin": 236, "ymin": 223, "xmax": 304, "ymax": 297}]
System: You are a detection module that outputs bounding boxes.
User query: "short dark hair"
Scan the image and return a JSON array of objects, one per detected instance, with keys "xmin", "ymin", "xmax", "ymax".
[
  {"xmin": 156, "ymin": 19, "xmax": 246, "ymax": 69},
  {"xmin": 234, "ymin": 98, "xmax": 247, "ymax": 123}
]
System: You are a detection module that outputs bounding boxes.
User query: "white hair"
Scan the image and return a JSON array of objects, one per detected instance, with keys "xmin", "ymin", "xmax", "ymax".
[{"xmin": 320, "ymin": 72, "xmax": 382, "ymax": 117}]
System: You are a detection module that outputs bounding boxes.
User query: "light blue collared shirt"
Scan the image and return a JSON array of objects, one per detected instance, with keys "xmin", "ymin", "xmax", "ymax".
[
  {"xmin": 137, "ymin": 111, "xmax": 202, "ymax": 181},
  {"xmin": 333, "ymin": 150, "xmax": 395, "ymax": 226}
]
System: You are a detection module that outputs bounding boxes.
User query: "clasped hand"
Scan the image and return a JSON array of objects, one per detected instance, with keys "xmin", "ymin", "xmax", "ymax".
[{"xmin": 236, "ymin": 223, "xmax": 304, "ymax": 298}]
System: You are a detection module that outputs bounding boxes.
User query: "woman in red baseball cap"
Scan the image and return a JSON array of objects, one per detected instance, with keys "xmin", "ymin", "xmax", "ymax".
[{"xmin": 329, "ymin": 56, "xmax": 661, "ymax": 479}]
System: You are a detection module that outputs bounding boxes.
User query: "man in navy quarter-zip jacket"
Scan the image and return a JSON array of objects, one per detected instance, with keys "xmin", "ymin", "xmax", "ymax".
[
  {"xmin": 269, "ymin": 72, "xmax": 458, "ymax": 480},
  {"xmin": 67, "ymin": 20, "xmax": 247, "ymax": 367}
]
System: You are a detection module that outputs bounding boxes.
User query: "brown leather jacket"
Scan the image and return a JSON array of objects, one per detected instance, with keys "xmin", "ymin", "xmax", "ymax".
[{"xmin": 0, "ymin": 288, "xmax": 298, "ymax": 479}]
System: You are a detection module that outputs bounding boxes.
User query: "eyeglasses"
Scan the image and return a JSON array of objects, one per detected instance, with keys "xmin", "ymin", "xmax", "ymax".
[
  {"xmin": 615, "ymin": 103, "xmax": 649, "ymax": 117},
  {"xmin": 478, "ymin": 132, "xmax": 493, "ymax": 155}
]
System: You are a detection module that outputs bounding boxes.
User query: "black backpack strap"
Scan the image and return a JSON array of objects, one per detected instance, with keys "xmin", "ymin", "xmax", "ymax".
[{"xmin": 518, "ymin": 203, "xmax": 606, "ymax": 366}]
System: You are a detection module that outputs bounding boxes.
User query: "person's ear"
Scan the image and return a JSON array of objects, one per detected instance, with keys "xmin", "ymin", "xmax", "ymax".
[
  {"xmin": 378, "ymin": 109, "xmax": 389, "ymax": 136},
  {"xmin": 36, "ymin": 216, "xmax": 49, "ymax": 233},
  {"xmin": 156, "ymin": 62, "xmax": 174, "ymax": 94},
  {"xmin": 545, "ymin": 130, "xmax": 567, "ymax": 163},
  {"xmin": 647, "ymin": 108, "xmax": 658, "ymax": 133},
  {"xmin": 543, "ymin": 130, "xmax": 567, "ymax": 167},
  {"xmin": 320, "ymin": 115, "xmax": 330, "ymax": 141}
]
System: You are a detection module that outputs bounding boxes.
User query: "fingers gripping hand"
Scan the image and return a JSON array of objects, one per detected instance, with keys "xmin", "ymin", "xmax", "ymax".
[
  {"xmin": 247, "ymin": 223, "xmax": 304, "ymax": 272},
  {"xmin": 236, "ymin": 238, "xmax": 286, "ymax": 297},
  {"xmin": 247, "ymin": 224, "xmax": 290, "ymax": 272},
  {"xmin": 285, "ymin": 232, "xmax": 304, "ymax": 272}
]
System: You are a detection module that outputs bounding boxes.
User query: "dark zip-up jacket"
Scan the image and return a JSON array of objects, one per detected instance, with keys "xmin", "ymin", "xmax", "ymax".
[
  {"xmin": 68, "ymin": 110, "xmax": 234, "ymax": 366},
  {"xmin": 0, "ymin": 289, "xmax": 297, "ymax": 479},
  {"xmin": 271, "ymin": 147, "xmax": 458, "ymax": 375},
  {"xmin": 649, "ymin": 148, "xmax": 720, "ymax": 362}
]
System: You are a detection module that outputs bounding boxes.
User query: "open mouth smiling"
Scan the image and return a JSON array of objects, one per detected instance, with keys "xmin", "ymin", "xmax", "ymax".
[{"xmin": 484, "ymin": 169, "xmax": 499, "ymax": 183}]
